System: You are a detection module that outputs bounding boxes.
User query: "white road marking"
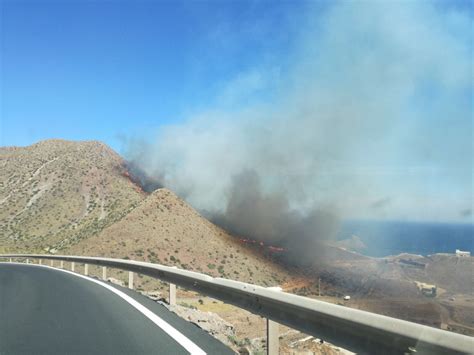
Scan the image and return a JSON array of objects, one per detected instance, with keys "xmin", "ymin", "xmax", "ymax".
[{"xmin": 4, "ymin": 262, "xmax": 206, "ymax": 355}]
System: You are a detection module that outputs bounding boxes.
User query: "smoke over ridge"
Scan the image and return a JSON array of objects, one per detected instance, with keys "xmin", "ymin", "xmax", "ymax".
[{"xmin": 125, "ymin": 1, "xmax": 472, "ymax": 258}]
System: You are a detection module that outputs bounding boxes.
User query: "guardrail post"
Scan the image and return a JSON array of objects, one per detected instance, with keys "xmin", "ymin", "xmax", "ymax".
[
  {"xmin": 84, "ymin": 264, "xmax": 89, "ymax": 276},
  {"xmin": 128, "ymin": 271, "xmax": 134, "ymax": 289},
  {"xmin": 38, "ymin": 259, "xmax": 42, "ymax": 265},
  {"xmin": 60, "ymin": 261, "xmax": 64, "ymax": 269},
  {"xmin": 9, "ymin": 258, "xmax": 12, "ymax": 263},
  {"xmin": 102, "ymin": 266, "xmax": 107, "ymax": 280},
  {"xmin": 169, "ymin": 283, "xmax": 176, "ymax": 306},
  {"xmin": 1, "ymin": 253, "xmax": 472, "ymax": 355},
  {"xmin": 266, "ymin": 319, "xmax": 279, "ymax": 355},
  {"xmin": 50, "ymin": 260, "xmax": 54, "ymax": 267}
]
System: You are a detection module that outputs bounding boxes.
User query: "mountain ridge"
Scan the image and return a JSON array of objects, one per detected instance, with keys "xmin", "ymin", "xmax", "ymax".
[
  {"xmin": 0, "ymin": 139, "xmax": 144, "ymax": 252},
  {"xmin": 0, "ymin": 139, "xmax": 294, "ymax": 285}
]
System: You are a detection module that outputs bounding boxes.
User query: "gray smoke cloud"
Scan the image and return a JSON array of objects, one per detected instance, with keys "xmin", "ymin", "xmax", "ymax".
[
  {"xmin": 124, "ymin": 1, "xmax": 472, "ymax": 261},
  {"xmin": 210, "ymin": 170, "xmax": 338, "ymax": 262}
]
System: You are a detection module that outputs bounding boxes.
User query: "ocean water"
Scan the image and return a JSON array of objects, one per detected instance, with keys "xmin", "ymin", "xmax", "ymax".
[{"xmin": 337, "ymin": 220, "xmax": 474, "ymax": 257}]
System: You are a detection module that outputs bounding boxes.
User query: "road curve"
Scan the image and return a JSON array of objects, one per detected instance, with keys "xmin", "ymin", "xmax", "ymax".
[{"xmin": 0, "ymin": 263, "xmax": 234, "ymax": 355}]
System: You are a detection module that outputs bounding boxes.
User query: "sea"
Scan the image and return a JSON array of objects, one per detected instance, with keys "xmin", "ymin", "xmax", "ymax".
[{"xmin": 337, "ymin": 220, "xmax": 474, "ymax": 257}]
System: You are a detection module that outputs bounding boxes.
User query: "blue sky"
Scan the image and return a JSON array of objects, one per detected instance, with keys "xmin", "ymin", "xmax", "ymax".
[
  {"xmin": 1, "ymin": 0, "xmax": 473, "ymax": 222},
  {"xmin": 1, "ymin": 0, "xmax": 310, "ymax": 149}
]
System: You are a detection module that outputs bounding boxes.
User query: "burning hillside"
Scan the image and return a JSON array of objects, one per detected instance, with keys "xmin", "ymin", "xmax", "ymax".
[
  {"xmin": 122, "ymin": 161, "xmax": 163, "ymax": 193},
  {"xmin": 121, "ymin": 169, "xmax": 146, "ymax": 195},
  {"xmin": 238, "ymin": 237, "xmax": 285, "ymax": 254}
]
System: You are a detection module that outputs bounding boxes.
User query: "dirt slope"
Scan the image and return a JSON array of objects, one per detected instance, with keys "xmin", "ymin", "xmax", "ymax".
[
  {"xmin": 69, "ymin": 188, "xmax": 294, "ymax": 286},
  {"xmin": 0, "ymin": 139, "xmax": 144, "ymax": 252}
]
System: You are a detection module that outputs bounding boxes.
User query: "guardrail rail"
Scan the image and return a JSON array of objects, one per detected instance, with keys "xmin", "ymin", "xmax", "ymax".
[{"xmin": 1, "ymin": 254, "xmax": 472, "ymax": 355}]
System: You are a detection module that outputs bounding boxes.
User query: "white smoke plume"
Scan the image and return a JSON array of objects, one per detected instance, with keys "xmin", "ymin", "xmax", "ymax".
[{"xmin": 125, "ymin": 1, "xmax": 472, "ymax": 255}]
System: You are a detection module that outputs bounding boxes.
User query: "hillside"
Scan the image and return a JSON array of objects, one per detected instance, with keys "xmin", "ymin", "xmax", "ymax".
[
  {"xmin": 68, "ymin": 188, "xmax": 294, "ymax": 286},
  {"xmin": 1, "ymin": 139, "xmax": 295, "ymax": 286},
  {"xmin": 0, "ymin": 140, "xmax": 144, "ymax": 252},
  {"xmin": 1, "ymin": 139, "xmax": 472, "ymax": 338}
]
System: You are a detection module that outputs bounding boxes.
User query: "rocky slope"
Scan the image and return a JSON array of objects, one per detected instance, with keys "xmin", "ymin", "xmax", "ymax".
[
  {"xmin": 0, "ymin": 140, "xmax": 144, "ymax": 252},
  {"xmin": 1, "ymin": 139, "xmax": 294, "ymax": 286},
  {"xmin": 69, "ymin": 188, "xmax": 293, "ymax": 285}
]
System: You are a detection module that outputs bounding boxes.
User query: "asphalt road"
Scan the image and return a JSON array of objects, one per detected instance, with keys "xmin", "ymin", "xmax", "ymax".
[{"xmin": 0, "ymin": 263, "xmax": 234, "ymax": 355}]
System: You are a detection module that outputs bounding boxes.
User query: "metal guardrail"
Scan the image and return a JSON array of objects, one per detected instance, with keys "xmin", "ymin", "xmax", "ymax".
[{"xmin": 1, "ymin": 254, "xmax": 472, "ymax": 354}]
